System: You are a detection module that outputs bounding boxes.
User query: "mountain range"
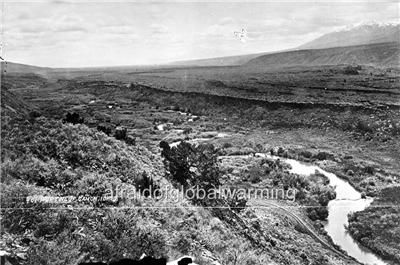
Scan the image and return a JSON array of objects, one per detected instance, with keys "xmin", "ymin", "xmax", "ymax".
[
  {"xmin": 2, "ymin": 21, "xmax": 400, "ymax": 72},
  {"xmin": 298, "ymin": 21, "xmax": 399, "ymax": 50},
  {"xmin": 168, "ymin": 22, "xmax": 399, "ymax": 67}
]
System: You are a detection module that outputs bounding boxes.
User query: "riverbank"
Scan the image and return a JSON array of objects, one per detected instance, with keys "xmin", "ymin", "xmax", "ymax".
[
  {"xmin": 218, "ymin": 150, "xmax": 391, "ymax": 264},
  {"xmin": 347, "ymin": 186, "xmax": 400, "ymax": 264}
]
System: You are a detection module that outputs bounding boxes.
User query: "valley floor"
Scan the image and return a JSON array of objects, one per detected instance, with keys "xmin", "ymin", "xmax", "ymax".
[{"xmin": 1, "ymin": 64, "xmax": 399, "ymax": 264}]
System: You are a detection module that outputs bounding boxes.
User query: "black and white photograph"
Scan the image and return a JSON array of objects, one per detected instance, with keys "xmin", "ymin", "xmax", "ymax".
[{"xmin": 0, "ymin": 1, "xmax": 399, "ymax": 265}]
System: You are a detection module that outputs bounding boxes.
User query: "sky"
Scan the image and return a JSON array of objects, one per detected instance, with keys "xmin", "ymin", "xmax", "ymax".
[{"xmin": 1, "ymin": 0, "xmax": 399, "ymax": 67}]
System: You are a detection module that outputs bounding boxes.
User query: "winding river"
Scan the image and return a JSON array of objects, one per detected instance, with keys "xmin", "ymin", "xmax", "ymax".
[
  {"xmin": 168, "ymin": 134, "xmax": 389, "ymax": 264},
  {"xmin": 280, "ymin": 158, "xmax": 389, "ymax": 265}
]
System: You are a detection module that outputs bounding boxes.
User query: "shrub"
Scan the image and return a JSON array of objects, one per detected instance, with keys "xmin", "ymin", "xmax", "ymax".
[
  {"xmin": 313, "ymin": 151, "xmax": 334, "ymax": 161},
  {"xmin": 134, "ymin": 171, "xmax": 160, "ymax": 197},
  {"xmin": 73, "ymin": 173, "xmax": 116, "ymax": 204},
  {"xmin": 97, "ymin": 123, "xmax": 113, "ymax": 135},
  {"xmin": 222, "ymin": 142, "xmax": 233, "ymax": 148},
  {"xmin": 299, "ymin": 150, "xmax": 313, "ymax": 159},
  {"xmin": 343, "ymin": 65, "xmax": 360, "ymax": 75},
  {"xmin": 247, "ymin": 165, "xmax": 264, "ymax": 184},
  {"xmin": 355, "ymin": 119, "xmax": 374, "ymax": 133},
  {"xmin": 306, "ymin": 205, "xmax": 329, "ymax": 221},
  {"xmin": 1, "ymin": 182, "xmax": 50, "ymax": 233},
  {"xmin": 26, "ymin": 236, "xmax": 82, "ymax": 265},
  {"xmin": 90, "ymin": 210, "xmax": 168, "ymax": 260},
  {"xmin": 114, "ymin": 126, "xmax": 127, "ymax": 140},
  {"xmin": 64, "ymin": 112, "xmax": 84, "ymax": 124},
  {"xmin": 227, "ymin": 192, "xmax": 247, "ymax": 213}
]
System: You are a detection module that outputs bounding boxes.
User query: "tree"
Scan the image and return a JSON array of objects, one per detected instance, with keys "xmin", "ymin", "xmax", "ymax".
[
  {"xmin": 160, "ymin": 141, "xmax": 248, "ymax": 212},
  {"xmin": 160, "ymin": 141, "xmax": 220, "ymax": 190}
]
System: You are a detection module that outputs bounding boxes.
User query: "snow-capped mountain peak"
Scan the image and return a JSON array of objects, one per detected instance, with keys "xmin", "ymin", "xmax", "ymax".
[
  {"xmin": 299, "ymin": 20, "xmax": 400, "ymax": 49},
  {"xmin": 341, "ymin": 20, "xmax": 400, "ymax": 31}
]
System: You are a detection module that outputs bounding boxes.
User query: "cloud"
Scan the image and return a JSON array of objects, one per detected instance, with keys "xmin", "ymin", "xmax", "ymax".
[
  {"xmin": 4, "ymin": 1, "xmax": 399, "ymax": 67},
  {"xmin": 219, "ymin": 17, "xmax": 234, "ymax": 25},
  {"xmin": 150, "ymin": 23, "xmax": 169, "ymax": 35},
  {"xmin": 15, "ymin": 12, "xmax": 32, "ymax": 20},
  {"xmin": 201, "ymin": 17, "xmax": 240, "ymax": 40},
  {"xmin": 18, "ymin": 24, "xmax": 48, "ymax": 34},
  {"xmin": 56, "ymin": 24, "xmax": 87, "ymax": 33},
  {"xmin": 202, "ymin": 24, "xmax": 229, "ymax": 38},
  {"xmin": 48, "ymin": 15, "xmax": 89, "ymax": 33},
  {"xmin": 101, "ymin": 25, "xmax": 134, "ymax": 34}
]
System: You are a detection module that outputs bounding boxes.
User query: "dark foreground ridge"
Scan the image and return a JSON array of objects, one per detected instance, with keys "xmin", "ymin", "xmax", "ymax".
[{"xmin": 129, "ymin": 82, "xmax": 400, "ymax": 112}]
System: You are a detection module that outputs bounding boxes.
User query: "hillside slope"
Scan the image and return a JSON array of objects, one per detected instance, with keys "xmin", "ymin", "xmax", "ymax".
[
  {"xmin": 0, "ymin": 86, "xmax": 33, "ymax": 117},
  {"xmin": 169, "ymin": 52, "xmax": 272, "ymax": 67},
  {"xmin": 245, "ymin": 42, "xmax": 400, "ymax": 68},
  {"xmin": 1, "ymin": 61, "xmax": 51, "ymax": 75}
]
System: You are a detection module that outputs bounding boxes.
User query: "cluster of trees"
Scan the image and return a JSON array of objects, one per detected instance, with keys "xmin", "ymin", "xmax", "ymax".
[
  {"xmin": 270, "ymin": 168, "xmax": 336, "ymax": 221},
  {"xmin": 233, "ymin": 156, "xmax": 336, "ymax": 221}
]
